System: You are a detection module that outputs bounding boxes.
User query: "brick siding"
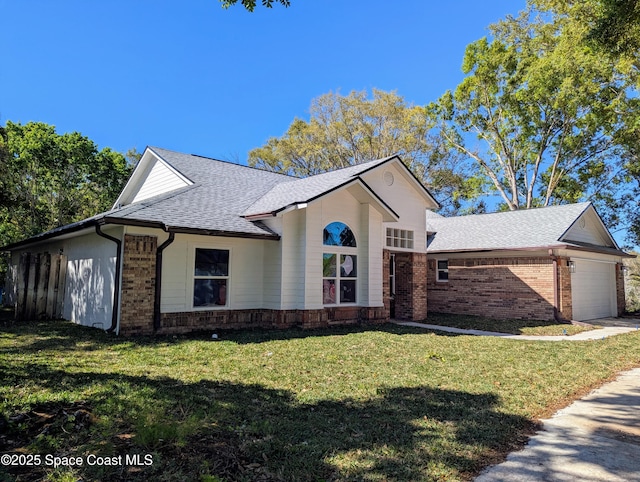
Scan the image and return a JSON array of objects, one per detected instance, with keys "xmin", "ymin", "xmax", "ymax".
[
  {"xmin": 427, "ymin": 256, "xmax": 561, "ymax": 321},
  {"xmin": 120, "ymin": 235, "xmax": 157, "ymax": 335},
  {"xmin": 158, "ymin": 306, "xmax": 386, "ymax": 335},
  {"xmin": 616, "ymin": 263, "xmax": 625, "ymax": 316},
  {"xmin": 394, "ymin": 252, "xmax": 428, "ymax": 321}
]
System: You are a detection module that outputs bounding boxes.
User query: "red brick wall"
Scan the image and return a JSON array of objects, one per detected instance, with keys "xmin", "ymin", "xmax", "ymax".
[
  {"xmin": 427, "ymin": 256, "xmax": 557, "ymax": 320},
  {"xmin": 557, "ymin": 257, "xmax": 573, "ymax": 320},
  {"xmin": 158, "ymin": 306, "xmax": 386, "ymax": 335},
  {"xmin": 120, "ymin": 235, "xmax": 157, "ymax": 335},
  {"xmin": 616, "ymin": 263, "xmax": 625, "ymax": 316},
  {"xmin": 394, "ymin": 252, "xmax": 428, "ymax": 321}
]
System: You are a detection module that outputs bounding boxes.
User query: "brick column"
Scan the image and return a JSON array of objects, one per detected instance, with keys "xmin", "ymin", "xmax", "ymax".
[
  {"xmin": 395, "ymin": 252, "xmax": 428, "ymax": 321},
  {"xmin": 120, "ymin": 235, "xmax": 157, "ymax": 335},
  {"xmin": 616, "ymin": 263, "xmax": 626, "ymax": 316},
  {"xmin": 557, "ymin": 256, "xmax": 573, "ymax": 320}
]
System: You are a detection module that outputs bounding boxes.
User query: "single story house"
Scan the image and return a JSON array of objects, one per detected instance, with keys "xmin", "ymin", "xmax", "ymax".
[
  {"xmin": 1, "ymin": 147, "xmax": 630, "ymax": 335},
  {"xmin": 2, "ymin": 147, "xmax": 439, "ymax": 335},
  {"xmin": 426, "ymin": 204, "xmax": 631, "ymax": 322}
]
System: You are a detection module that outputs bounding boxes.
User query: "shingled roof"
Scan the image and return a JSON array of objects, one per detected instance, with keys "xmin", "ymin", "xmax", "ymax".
[
  {"xmin": 426, "ymin": 202, "xmax": 626, "ymax": 255},
  {"xmin": 243, "ymin": 155, "xmax": 400, "ymax": 216},
  {"xmin": 1, "ymin": 148, "xmax": 414, "ymax": 250}
]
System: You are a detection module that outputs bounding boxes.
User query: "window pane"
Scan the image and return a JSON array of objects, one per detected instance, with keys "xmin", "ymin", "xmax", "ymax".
[
  {"xmin": 340, "ymin": 255, "xmax": 357, "ymax": 277},
  {"xmin": 323, "ymin": 222, "xmax": 356, "ymax": 247},
  {"xmin": 195, "ymin": 249, "xmax": 229, "ymax": 276},
  {"xmin": 323, "ymin": 279, "xmax": 336, "ymax": 304},
  {"xmin": 194, "ymin": 279, "xmax": 227, "ymax": 306},
  {"xmin": 340, "ymin": 280, "xmax": 356, "ymax": 303},
  {"xmin": 437, "ymin": 260, "xmax": 448, "ymax": 270},
  {"xmin": 323, "ymin": 253, "xmax": 336, "ymax": 277},
  {"xmin": 438, "ymin": 271, "xmax": 449, "ymax": 281}
]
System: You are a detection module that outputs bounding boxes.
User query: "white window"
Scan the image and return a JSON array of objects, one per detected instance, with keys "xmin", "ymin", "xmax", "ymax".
[
  {"xmin": 322, "ymin": 222, "xmax": 357, "ymax": 305},
  {"xmin": 193, "ymin": 248, "xmax": 229, "ymax": 307},
  {"xmin": 436, "ymin": 259, "xmax": 449, "ymax": 282},
  {"xmin": 386, "ymin": 228, "xmax": 414, "ymax": 249}
]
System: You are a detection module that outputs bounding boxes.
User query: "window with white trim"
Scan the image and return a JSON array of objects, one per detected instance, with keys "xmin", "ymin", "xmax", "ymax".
[
  {"xmin": 322, "ymin": 222, "xmax": 357, "ymax": 304},
  {"xmin": 193, "ymin": 248, "xmax": 229, "ymax": 307},
  {"xmin": 436, "ymin": 259, "xmax": 449, "ymax": 282},
  {"xmin": 386, "ymin": 228, "xmax": 414, "ymax": 249}
]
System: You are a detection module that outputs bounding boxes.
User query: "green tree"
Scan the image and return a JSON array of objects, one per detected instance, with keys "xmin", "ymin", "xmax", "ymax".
[
  {"xmin": 249, "ymin": 89, "xmax": 473, "ymax": 213},
  {"xmin": 428, "ymin": 2, "xmax": 639, "ymax": 226},
  {"xmin": 0, "ymin": 121, "xmax": 132, "ymax": 246},
  {"xmin": 219, "ymin": 0, "xmax": 290, "ymax": 11}
]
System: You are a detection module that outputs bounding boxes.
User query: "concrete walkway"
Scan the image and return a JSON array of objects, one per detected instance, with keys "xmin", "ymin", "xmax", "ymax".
[
  {"xmin": 476, "ymin": 368, "xmax": 640, "ymax": 482},
  {"xmin": 394, "ymin": 319, "xmax": 639, "ymax": 341},
  {"xmin": 393, "ymin": 318, "xmax": 640, "ymax": 480}
]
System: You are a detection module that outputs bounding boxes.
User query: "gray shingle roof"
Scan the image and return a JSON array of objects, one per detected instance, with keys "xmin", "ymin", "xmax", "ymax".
[
  {"xmin": 243, "ymin": 155, "xmax": 398, "ymax": 216},
  {"xmin": 103, "ymin": 147, "xmax": 297, "ymax": 237},
  {"xmin": 426, "ymin": 202, "xmax": 600, "ymax": 252}
]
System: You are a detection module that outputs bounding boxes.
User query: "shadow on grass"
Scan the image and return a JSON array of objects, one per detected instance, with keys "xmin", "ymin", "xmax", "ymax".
[
  {"xmin": 0, "ymin": 319, "xmax": 438, "ymax": 354},
  {"xmin": 0, "ymin": 358, "xmax": 536, "ymax": 481}
]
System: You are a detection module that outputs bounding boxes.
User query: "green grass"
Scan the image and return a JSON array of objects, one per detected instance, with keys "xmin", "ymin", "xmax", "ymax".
[
  {"xmin": 1, "ymin": 320, "xmax": 639, "ymax": 481},
  {"xmin": 425, "ymin": 312, "xmax": 598, "ymax": 336}
]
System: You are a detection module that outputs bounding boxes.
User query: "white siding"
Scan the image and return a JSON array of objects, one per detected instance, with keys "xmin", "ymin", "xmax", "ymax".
[
  {"xmin": 304, "ymin": 203, "xmax": 323, "ymax": 309},
  {"xmin": 361, "ymin": 162, "xmax": 431, "ymax": 252},
  {"xmin": 563, "ymin": 211, "xmax": 611, "ymax": 246},
  {"xmin": 280, "ymin": 209, "xmax": 306, "ymax": 309},
  {"xmin": 363, "ymin": 205, "xmax": 384, "ymax": 306},
  {"xmin": 157, "ymin": 233, "xmax": 265, "ymax": 312},
  {"xmin": 131, "ymin": 159, "xmax": 190, "ymax": 204}
]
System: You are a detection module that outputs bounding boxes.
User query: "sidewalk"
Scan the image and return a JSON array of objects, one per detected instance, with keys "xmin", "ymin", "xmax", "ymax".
[
  {"xmin": 394, "ymin": 320, "xmax": 638, "ymax": 341},
  {"xmin": 475, "ymin": 368, "xmax": 640, "ymax": 481}
]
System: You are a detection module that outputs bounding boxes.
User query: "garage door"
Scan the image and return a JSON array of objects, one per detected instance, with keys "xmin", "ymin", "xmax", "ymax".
[{"xmin": 571, "ymin": 259, "xmax": 616, "ymax": 321}]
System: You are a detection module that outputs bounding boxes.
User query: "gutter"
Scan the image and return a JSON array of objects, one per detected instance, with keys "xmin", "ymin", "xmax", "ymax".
[
  {"xmin": 95, "ymin": 224, "xmax": 122, "ymax": 333},
  {"xmin": 154, "ymin": 232, "xmax": 175, "ymax": 333}
]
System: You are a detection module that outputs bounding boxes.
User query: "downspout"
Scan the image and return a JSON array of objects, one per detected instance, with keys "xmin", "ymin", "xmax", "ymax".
[
  {"xmin": 154, "ymin": 232, "xmax": 175, "ymax": 333},
  {"xmin": 548, "ymin": 249, "xmax": 564, "ymax": 323},
  {"xmin": 95, "ymin": 224, "xmax": 122, "ymax": 333}
]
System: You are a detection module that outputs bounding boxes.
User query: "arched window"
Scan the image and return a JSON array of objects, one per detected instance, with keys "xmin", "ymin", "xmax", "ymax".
[
  {"xmin": 323, "ymin": 222, "xmax": 356, "ymax": 247},
  {"xmin": 322, "ymin": 222, "xmax": 357, "ymax": 305}
]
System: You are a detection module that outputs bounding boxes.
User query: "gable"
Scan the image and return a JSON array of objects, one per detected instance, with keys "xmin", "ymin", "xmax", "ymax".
[
  {"xmin": 561, "ymin": 206, "xmax": 618, "ymax": 248},
  {"xmin": 114, "ymin": 148, "xmax": 192, "ymax": 207},
  {"xmin": 360, "ymin": 158, "xmax": 438, "ymax": 221}
]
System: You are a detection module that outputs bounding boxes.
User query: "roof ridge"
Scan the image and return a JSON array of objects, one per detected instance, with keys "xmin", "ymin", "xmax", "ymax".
[
  {"xmin": 431, "ymin": 202, "xmax": 592, "ymax": 221},
  {"xmin": 149, "ymin": 146, "xmax": 298, "ymax": 180}
]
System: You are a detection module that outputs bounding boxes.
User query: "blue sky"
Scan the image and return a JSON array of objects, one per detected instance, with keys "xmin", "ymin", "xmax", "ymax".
[{"xmin": 1, "ymin": 0, "xmax": 526, "ymax": 162}]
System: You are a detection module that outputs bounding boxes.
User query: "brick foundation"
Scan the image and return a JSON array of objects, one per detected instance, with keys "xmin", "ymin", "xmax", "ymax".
[
  {"xmin": 157, "ymin": 306, "xmax": 387, "ymax": 335},
  {"xmin": 427, "ymin": 256, "xmax": 559, "ymax": 320}
]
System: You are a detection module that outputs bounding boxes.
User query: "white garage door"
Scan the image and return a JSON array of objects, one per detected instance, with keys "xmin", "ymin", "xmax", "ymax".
[{"xmin": 571, "ymin": 259, "xmax": 616, "ymax": 321}]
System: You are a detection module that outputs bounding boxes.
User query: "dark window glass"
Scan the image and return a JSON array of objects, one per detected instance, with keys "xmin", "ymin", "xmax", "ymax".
[
  {"xmin": 194, "ymin": 279, "xmax": 227, "ymax": 307},
  {"xmin": 195, "ymin": 249, "xmax": 229, "ymax": 277},
  {"xmin": 340, "ymin": 280, "xmax": 356, "ymax": 303}
]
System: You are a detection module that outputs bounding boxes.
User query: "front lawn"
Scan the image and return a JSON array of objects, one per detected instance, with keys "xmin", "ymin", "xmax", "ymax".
[
  {"xmin": 1, "ymin": 320, "xmax": 639, "ymax": 481},
  {"xmin": 425, "ymin": 313, "xmax": 597, "ymax": 336}
]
